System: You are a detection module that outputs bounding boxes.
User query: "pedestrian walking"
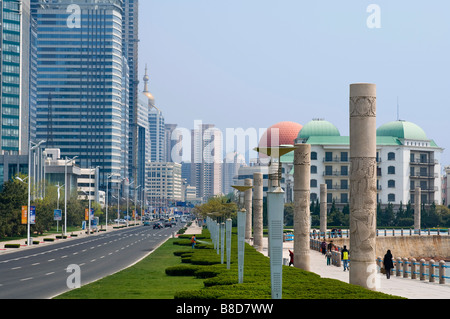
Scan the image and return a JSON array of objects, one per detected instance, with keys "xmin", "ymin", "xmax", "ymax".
[
  {"xmin": 289, "ymin": 250, "xmax": 294, "ymax": 267},
  {"xmin": 327, "ymin": 240, "xmax": 334, "ymax": 252},
  {"xmin": 326, "ymin": 249, "xmax": 332, "ymax": 266},
  {"xmin": 191, "ymin": 235, "xmax": 196, "ymax": 249},
  {"xmin": 321, "ymin": 240, "xmax": 327, "ymax": 255},
  {"xmin": 383, "ymin": 250, "xmax": 394, "ymax": 279},
  {"xmin": 341, "ymin": 245, "xmax": 349, "ymax": 271}
]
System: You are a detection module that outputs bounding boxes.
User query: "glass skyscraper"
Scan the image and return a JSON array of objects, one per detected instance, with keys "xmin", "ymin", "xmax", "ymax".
[
  {"xmin": 0, "ymin": 0, "xmax": 31, "ymax": 155},
  {"xmin": 31, "ymin": 0, "xmax": 130, "ymax": 188}
]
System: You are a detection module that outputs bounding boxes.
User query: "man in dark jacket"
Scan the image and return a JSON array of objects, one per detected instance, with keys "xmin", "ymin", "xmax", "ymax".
[{"xmin": 383, "ymin": 250, "xmax": 394, "ymax": 279}]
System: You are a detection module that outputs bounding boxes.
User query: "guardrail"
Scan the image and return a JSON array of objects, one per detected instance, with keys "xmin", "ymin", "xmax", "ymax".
[
  {"xmin": 310, "ymin": 238, "xmax": 450, "ymax": 285},
  {"xmin": 376, "ymin": 257, "xmax": 450, "ymax": 285},
  {"xmin": 310, "ymin": 228, "xmax": 449, "ymax": 239}
]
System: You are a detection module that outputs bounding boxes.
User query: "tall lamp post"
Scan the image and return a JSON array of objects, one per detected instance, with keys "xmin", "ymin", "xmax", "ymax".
[
  {"xmin": 26, "ymin": 140, "xmax": 45, "ymax": 246},
  {"xmin": 106, "ymin": 173, "xmax": 118, "ymax": 231},
  {"xmin": 127, "ymin": 180, "xmax": 134, "ymax": 227},
  {"xmin": 15, "ymin": 176, "xmax": 29, "ymax": 245},
  {"xmin": 255, "ymin": 145, "xmax": 296, "ymax": 300},
  {"xmin": 88, "ymin": 166, "xmax": 100, "ymax": 234},
  {"xmin": 135, "ymin": 185, "xmax": 141, "ymax": 225},
  {"xmin": 232, "ymin": 185, "xmax": 253, "ymax": 284},
  {"xmin": 64, "ymin": 156, "xmax": 78, "ymax": 237},
  {"xmin": 117, "ymin": 177, "xmax": 126, "ymax": 226}
]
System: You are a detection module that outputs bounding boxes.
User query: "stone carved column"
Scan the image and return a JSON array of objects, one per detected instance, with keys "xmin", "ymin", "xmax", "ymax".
[
  {"xmin": 244, "ymin": 179, "xmax": 253, "ymax": 242},
  {"xmin": 320, "ymin": 184, "xmax": 327, "ymax": 237},
  {"xmin": 294, "ymin": 144, "xmax": 311, "ymax": 271},
  {"xmin": 415, "ymin": 187, "xmax": 421, "ymax": 232},
  {"xmin": 349, "ymin": 83, "xmax": 378, "ymax": 290},
  {"xmin": 253, "ymin": 172, "xmax": 264, "ymax": 252}
]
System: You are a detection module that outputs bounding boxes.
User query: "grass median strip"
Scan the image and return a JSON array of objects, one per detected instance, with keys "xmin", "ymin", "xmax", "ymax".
[
  {"xmin": 56, "ymin": 228, "xmax": 404, "ymax": 300},
  {"xmin": 55, "ymin": 238, "xmax": 204, "ymax": 299}
]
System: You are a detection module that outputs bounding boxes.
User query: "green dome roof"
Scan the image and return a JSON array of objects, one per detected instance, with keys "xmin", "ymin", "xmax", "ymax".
[
  {"xmin": 377, "ymin": 120, "xmax": 428, "ymax": 140},
  {"xmin": 298, "ymin": 119, "xmax": 341, "ymax": 139}
]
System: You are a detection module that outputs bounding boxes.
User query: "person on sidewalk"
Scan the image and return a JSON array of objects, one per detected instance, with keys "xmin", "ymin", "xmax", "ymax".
[
  {"xmin": 326, "ymin": 248, "xmax": 332, "ymax": 266},
  {"xmin": 341, "ymin": 245, "xmax": 349, "ymax": 271},
  {"xmin": 383, "ymin": 250, "xmax": 394, "ymax": 279},
  {"xmin": 321, "ymin": 240, "xmax": 327, "ymax": 255},
  {"xmin": 191, "ymin": 235, "xmax": 197, "ymax": 249},
  {"xmin": 289, "ymin": 250, "xmax": 294, "ymax": 267}
]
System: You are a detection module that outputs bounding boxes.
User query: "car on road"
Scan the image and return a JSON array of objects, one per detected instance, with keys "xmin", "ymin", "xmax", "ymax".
[
  {"xmin": 164, "ymin": 220, "xmax": 172, "ymax": 228},
  {"xmin": 153, "ymin": 222, "xmax": 163, "ymax": 229},
  {"xmin": 143, "ymin": 221, "xmax": 151, "ymax": 226}
]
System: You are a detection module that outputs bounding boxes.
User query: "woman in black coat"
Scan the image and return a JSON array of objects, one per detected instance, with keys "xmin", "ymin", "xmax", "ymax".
[{"xmin": 383, "ymin": 250, "xmax": 394, "ymax": 279}]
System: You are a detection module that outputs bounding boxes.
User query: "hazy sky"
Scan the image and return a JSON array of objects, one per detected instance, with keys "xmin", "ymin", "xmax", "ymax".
[{"xmin": 138, "ymin": 1, "xmax": 450, "ymax": 165}]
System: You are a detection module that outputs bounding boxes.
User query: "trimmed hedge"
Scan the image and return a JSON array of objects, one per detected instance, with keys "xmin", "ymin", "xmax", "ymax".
[
  {"xmin": 167, "ymin": 227, "xmax": 403, "ymax": 300},
  {"xmin": 165, "ymin": 265, "xmax": 200, "ymax": 276},
  {"xmin": 25, "ymin": 240, "xmax": 40, "ymax": 245},
  {"xmin": 44, "ymin": 238, "xmax": 55, "ymax": 242},
  {"xmin": 4, "ymin": 244, "xmax": 20, "ymax": 249}
]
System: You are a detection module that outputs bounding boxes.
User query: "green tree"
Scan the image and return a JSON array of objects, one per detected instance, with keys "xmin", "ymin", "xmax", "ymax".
[
  {"xmin": 192, "ymin": 195, "xmax": 237, "ymax": 222},
  {"xmin": 284, "ymin": 203, "xmax": 294, "ymax": 226},
  {"xmin": 0, "ymin": 178, "xmax": 28, "ymax": 238}
]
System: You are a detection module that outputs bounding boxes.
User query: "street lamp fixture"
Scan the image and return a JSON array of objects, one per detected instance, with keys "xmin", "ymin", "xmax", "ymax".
[
  {"xmin": 64, "ymin": 156, "xmax": 78, "ymax": 237},
  {"xmin": 106, "ymin": 173, "xmax": 119, "ymax": 231},
  {"xmin": 23, "ymin": 140, "xmax": 46, "ymax": 246}
]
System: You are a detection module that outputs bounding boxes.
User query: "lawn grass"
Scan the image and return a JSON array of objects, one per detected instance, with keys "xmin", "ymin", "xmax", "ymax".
[
  {"xmin": 55, "ymin": 238, "xmax": 204, "ymax": 299},
  {"xmin": 56, "ymin": 228, "xmax": 404, "ymax": 300}
]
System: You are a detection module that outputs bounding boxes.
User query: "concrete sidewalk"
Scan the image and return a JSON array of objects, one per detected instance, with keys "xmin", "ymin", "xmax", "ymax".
[
  {"xmin": 261, "ymin": 238, "xmax": 450, "ymax": 299},
  {"xmin": 183, "ymin": 220, "xmax": 203, "ymax": 235}
]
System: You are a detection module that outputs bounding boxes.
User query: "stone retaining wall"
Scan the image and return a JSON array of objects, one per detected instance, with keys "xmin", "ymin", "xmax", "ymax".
[{"xmin": 326, "ymin": 236, "xmax": 450, "ymax": 260}]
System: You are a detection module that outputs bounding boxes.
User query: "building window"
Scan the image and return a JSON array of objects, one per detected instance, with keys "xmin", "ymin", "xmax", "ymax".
[
  {"xmin": 388, "ymin": 152, "xmax": 395, "ymax": 160},
  {"xmin": 310, "ymin": 179, "xmax": 317, "ymax": 188},
  {"xmin": 388, "ymin": 166, "xmax": 395, "ymax": 175},
  {"xmin": 341, "ymin": 180, "xmax": 348, "ymax": 190},
  {"xmin": 311, "ymin": 152, "xmax": 317, "ymax": 160},
  {"xmin": 310, "ymin": 193, "xmax": 317, "ymax": 201},
  {"xmin": 311, "ymin": 165, "xmax": 317, "ymax": 174},
  {"xmin": 388, "ymin": 180, "xmax": 395, "ymax": 188},
  {"xmin": 341, "ymin": 193, "xmax": 348, "ymax": 204},
  {"xmin": 388, "ymin": 194, "xmax": 396, "ymax": 202}
]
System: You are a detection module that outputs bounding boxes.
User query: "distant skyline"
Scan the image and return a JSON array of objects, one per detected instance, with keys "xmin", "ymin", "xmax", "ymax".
[{"xmin": 139, "ymin": 1, "xmax": 450, "ymax": 165}]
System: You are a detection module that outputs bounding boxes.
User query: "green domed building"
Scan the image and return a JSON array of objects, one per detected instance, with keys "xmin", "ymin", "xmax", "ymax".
[{"xmin": 283, "ymin": 118, "xmax": 443, "ymax": 209}]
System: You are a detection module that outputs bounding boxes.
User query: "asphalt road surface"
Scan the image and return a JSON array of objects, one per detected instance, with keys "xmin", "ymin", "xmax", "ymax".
[{"xmin": 0, "ymin": 224, "xmax": 182, "ymax": 299}]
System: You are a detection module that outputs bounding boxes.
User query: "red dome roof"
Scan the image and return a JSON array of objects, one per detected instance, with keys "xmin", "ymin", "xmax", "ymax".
[{"xmin": 259, "ymin": 121, "xmax": 303, "ymax": 148}]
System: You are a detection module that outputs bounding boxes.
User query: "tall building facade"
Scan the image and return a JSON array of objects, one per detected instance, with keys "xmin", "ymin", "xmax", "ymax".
[
  {"xmin": 0, "ymin": 0, "xmax": 31, "ymax": 155},
  {"xmin": 147, "ymin": 162, "xmax": 182, "ymax": 205},
  {"xmin": 295, "ymin": 119, "xmax": 443, "ymax": 207},
  {"xmin": 190, "ymin": 123, "xmax": 222, "ymax": 201},
  {"xmin": 122, "ymin": 0, "xmax": 139, "ymax": 188},
  {"xmin": 31, "ymin": 0, "xmax": 132, "ymax": 189}
]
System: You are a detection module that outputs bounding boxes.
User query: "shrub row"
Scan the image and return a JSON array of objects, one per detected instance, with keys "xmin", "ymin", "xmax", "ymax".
[
  {"xmin": 4, "ymin": 244, "xmax": 20, "ymax": 249},
  {"xmin": 167, "ymin": 227, "xmax": 402, "ymax": 300}
]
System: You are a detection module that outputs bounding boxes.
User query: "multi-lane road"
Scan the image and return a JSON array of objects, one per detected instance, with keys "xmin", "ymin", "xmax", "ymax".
[{"xmin": 0, "ymin": 223, "xmax": 182, "ymax": 299}]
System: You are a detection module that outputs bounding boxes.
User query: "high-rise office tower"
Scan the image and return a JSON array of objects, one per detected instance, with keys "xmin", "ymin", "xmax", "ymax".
[
  {"xmin": 191, "ymin": 123, "xmax": 222, "ymax": 201},
  {"xmin": 149, "ymin": 107, "xmax": 165, "ymax": 163},
  {"xmin": 0, "ymin": 0, "xmax": 31, "ymax": 155},
  {"xmin": 143, "ymin": 67, "xmax": 166, "ymax": 164},
  {"xmin": 31, "ymin": 0, "xmax": 130, "ymax": 188},
  {"xmin": 122, "ymin": 0, "xmax": 139, "ymax": 187}
]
